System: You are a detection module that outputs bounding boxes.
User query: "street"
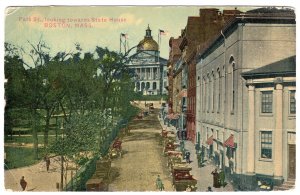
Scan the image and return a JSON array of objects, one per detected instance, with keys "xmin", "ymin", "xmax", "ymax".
[{"xmin": 109, "ymin": 110, "xmax": 174, "ymax": 191}]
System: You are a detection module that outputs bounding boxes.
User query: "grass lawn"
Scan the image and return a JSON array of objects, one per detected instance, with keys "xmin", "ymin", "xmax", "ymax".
[{"xmin": 4, "ymin": 147, "xmax": 45, "ymax": 169}]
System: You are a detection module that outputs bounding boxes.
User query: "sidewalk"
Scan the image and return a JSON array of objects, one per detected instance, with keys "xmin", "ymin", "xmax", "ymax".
[{"xmin": 157, "ymin": 115, "xmax": 234, "ymax": 192}]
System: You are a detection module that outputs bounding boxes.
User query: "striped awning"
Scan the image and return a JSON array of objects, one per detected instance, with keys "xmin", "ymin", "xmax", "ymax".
[
  {"xmin": 179, "ymin": 89, "xmax": 187, "ymax": 98},
  {"xmin": 167, "ymin": 113, "xmax": 180, "ymax": 120},
  {"xmin": 206, "ymin": 135, "xmax": 214, "ymax": 145},
  {"xmin": 223, "ymin": 134, "xmax": 235, "ymax": 148}
]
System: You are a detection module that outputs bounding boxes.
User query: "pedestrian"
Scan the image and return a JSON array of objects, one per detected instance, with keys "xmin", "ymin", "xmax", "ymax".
[
  {"xmin": 211, "ymin": 168, "xmax": 220, "ymax": 188},
  {"xmin": 20, "ymin": 176, "xmax": 27, "ymax": 191},
  {"xmin": 219, "ymin": 169, "xmax": 226, "ymax": 187},
  {"xmin": 207, "ymin": 186, "xmax": 213, "ymax": 192},
  {"xmin": 195, "ymin": 143, "xmax": 200, "ymax": 153},
  {"xmin": 156, "ymin": 175, "xmax": 164, "ymax": 191},
  {"xmin": 185, "ymin": 151, "xmax": 191, "ymax": 163},
  {"xmin": 200, "ymin": 151, "xmax": 205, "ymax": 165},
  {"xmin": 45, "ymin": 156, "xmax": 51, "ymax": 172},
  {"xmin": 197, "ymin": 152, "xmax": 201, "ymax": 168}
]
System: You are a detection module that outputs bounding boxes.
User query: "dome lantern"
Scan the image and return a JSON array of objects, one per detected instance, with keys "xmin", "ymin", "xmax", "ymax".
[{"xmin": 137, "ymin": 25, "xmax": 159, "ymax": 51}]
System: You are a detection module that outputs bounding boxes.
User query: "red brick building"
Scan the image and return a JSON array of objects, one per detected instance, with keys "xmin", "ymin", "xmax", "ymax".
[
  {"xmin": 167, "ymin": 37, "xmax": 182, "ymax": 114},
  {"xmin": 178, "ymin": 8, "xmax": 241, "ymax": 143}
]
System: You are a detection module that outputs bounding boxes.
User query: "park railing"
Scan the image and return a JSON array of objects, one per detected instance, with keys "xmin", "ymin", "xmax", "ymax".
[{"xmin": 64, "ymin": 118, "xmax": 129, "ymax": 191}]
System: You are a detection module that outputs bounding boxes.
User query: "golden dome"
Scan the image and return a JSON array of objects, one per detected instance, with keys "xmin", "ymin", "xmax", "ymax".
[
  {"xmin": 137, "ymin": 25, "xmax": 159, "ymax": 51},
  {"xmin": 137, "ymin": 38, "xmax": 159, "ymax": 51}
]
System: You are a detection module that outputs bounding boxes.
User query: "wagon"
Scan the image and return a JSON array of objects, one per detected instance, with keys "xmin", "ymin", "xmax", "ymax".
[{"xmin": 172, "ymin": 166, "xmax": 197, "ymax": 191}]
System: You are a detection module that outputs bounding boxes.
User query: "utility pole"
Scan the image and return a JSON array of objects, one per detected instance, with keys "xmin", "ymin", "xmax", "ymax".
[
  {"xmin": 60, "ymin": 124, "xmax": 65, "ymax": 191},
  {"xmin": 60, "ymin": 155, "xmax": 64, "ymax": 191}
]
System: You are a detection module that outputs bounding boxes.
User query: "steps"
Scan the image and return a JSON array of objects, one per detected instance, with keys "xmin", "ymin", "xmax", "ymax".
[{"xmin": 273, "ymin": 178, "xmax": 295, "ymax": 191}]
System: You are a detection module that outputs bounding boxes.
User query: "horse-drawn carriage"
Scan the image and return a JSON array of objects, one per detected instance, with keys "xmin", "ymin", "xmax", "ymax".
[
  {"xmin": 86, "ymin": 159, "xmax": 111, "ymax": 191},
  {"xmin": 163, "ymin": 138, "xmax": 179, "ymax": 155},
  {"xmin": 172, "ymin": 166, "xmax": 197, "ymax": 191},
  {"xmin": 109, "ymin": 139, "xmax": 122, "ymax": 159}
]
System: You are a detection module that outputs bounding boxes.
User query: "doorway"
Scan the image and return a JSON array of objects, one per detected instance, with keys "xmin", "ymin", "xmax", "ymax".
[{"xmin": 288, "ymin": 144, "xmax": 296, "ymax": 179}]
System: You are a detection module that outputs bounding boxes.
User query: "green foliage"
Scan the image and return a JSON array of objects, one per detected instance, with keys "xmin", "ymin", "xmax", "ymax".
[
  {"xmin": 4, "ymin": 147, "xmax": 44, "ymax": 169},
  {"xmin": 49, "ymin": 112, "xmax": 103, "ymax": 159},
  {"xmin": 4, "ymin": 40, "xmax": 137, "ymax": 173}
]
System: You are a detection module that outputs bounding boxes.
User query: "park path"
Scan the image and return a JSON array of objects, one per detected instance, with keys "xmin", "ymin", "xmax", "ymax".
[
  {"xmin": 4, "ymin": 156, "xmax": 73, "ymax": 191},
  {"xmin": 109, "ymin": 110, "xmax": 173, "ymax": 191}
]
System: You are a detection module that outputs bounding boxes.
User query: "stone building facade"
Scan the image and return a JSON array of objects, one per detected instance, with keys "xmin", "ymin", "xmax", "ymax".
[
  {"xmin": 195, "ymin": 8, "xmax": 295, "ymax": 190},
  {"xmin": 242, "ymin": 56, "xmax": 296, "ymax": 189},
  {"xmin": 127, "ymin": 25, "xmax": 168, "ymax": 95}
]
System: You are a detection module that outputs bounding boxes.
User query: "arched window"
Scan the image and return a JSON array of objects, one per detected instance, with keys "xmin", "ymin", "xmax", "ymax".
[
  {"xmin": 207, "ymin": 73, "xmax": 210, "ymax": 112},
  {"xmin": 222, "ymin": 65, "xmax": 225, "ymax": 114},
  {"xmin": 136, "ymin": 82, "xmax": 140, "ymax": 91},
  {"xmin": 146, "ymin": 82, "xmax": 150, "ymax": 90},
  {"xmin": 202, "ymin": 77, "xmax": 206, "ymax": 113},
  {"xmin": 217, "ymin": 68, "xmax": 221, "ymax": 113},
  {"xmin": 153, "ymin": 82, "xmax": 157, "ymax": 90},
  {"xmin": 212, "ymin": 71, "xmax": 215, "ymax": 112},
  {"xmin": 229, "ymin": 56, "xmax": 235, "ymax": 113}
]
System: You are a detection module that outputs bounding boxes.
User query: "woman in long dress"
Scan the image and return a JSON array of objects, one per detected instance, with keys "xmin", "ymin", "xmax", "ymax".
[{"xmin": 211, "ymin": 168, "xmax": 220, "ymax": 188}]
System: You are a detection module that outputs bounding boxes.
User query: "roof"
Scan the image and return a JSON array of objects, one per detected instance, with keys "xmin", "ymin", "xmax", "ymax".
[
  {"xmin": 127, "ymin": 50, "xmax": 167, "ymax": 65},
  {"xmin": 197, "ymin": 8, "xmax": 295, "ymax": 60},
  {"xmin": 241, "ymin": 56, "xmax": 296, "ymax": 79}
]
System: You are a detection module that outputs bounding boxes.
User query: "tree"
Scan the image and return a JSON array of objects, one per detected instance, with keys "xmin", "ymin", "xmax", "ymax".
[{"xmin": 4, "ymin": 43, "xmax": 29, "ymax": 139}]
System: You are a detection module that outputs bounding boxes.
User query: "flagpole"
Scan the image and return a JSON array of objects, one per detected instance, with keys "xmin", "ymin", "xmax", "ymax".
[
  {"xmin": 125, "ymin": 38, "xmax": 127, "ymax": 53},
  {"xmin": 119, "ymin": 33, "xmax": 121, "ymax": 53}
]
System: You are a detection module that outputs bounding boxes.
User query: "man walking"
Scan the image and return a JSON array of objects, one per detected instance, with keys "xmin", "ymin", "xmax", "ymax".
[
  {"xmin": 156, "ymin": 175, "xmax": 164, "ymax": 191},
  {"xmin": 20, "ymin": 176, "xmax": 27, "ymax": 191},
  {"xmin": 45, "ymin": 156, "xmax": 51, "ymax": 172},
  {"xmin": 185, "ymin": 151, "xmax": 191, "ymax": 163}
]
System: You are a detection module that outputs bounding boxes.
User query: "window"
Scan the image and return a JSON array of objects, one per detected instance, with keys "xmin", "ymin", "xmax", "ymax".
[
  {"xmin": 261, "ymin": 131, "xmax": 272, "ymax": 159},
  {"xmin": 202, "ymin": 78, "xmax": 205, "ymax": 112},
  {"xmin": 229, "ymin": 56, "xmax": 235, "ymax": 114},
  {"xmin": 261, "ymin": 91, "xmax": 273, "ymax": 113},
  {"xmin": 205, "ymin": 74, "xmax": 210, "ymax": 112},
  {"xmin": 290, "ymin": 90, "xmax": 296, "ymax": 114},
  {"xmin": 212, "ymin": 71, "xmax": 215, "ymax": 112},
  {"xmin": 217, "ymin": 69, "xmax": 221, "ymax": 113},
  {"xmin": 207, "ymin": 74, "xmax": 210, "ymax": 112},
  {"xmin": 153, "ymin": 82, "xmax": 157, "ymax": 90},
  {"xmin": 226, "ymin": 147, "xmax": 235, "ymax": 159},
  {"xmin": 146, "ymin": 82, "xmax": 150, "ymax": 90},
  {"xmin": 231, "ymin": 63, "xmax": 235, "ymax": 113}
]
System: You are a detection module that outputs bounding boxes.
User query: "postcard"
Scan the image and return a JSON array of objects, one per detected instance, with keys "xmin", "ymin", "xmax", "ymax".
[{"xmin": 3, "ymin": 5, "xmax": 296, "ymax": 192}]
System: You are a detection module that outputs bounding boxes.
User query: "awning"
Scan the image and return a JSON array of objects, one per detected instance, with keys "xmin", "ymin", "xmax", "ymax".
[
  {"xmin": 223, "ymin": 134, "xmax": 235, "ymax": 148},
  {"xmin": 167, "ymin": 113, "xmax": 180, "ymax": 120},
  {"xmin": 172, "ymin": 113, "xmax": 180, "ymax": 119},
  {"xmin": 179, "ymin": 89, "xmax": 187, "ymax": 98},
  {"xmin": 206, "ymin": 135, "xmax": 214, "ymax": 145}
]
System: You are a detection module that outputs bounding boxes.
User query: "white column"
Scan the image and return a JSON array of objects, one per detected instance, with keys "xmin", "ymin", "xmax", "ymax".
[
  {"xmin": 274, "ymin": 81, "xmax": 283, "ymax": 177},
  {"xmin": 247, "ymin": 84, "xmax": 255, "ymax": 173},
  {"xmin": 151, "ymin": 68, "xmax": 153, "ymax": 80}
]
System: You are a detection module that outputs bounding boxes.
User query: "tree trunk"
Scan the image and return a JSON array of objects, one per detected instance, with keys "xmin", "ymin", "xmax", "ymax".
[
  {"xmin": 44, "ymin": 112, "xmax": 50, "ymax": 148},
  {"xmin": 31, "ymin": 109, "xmax": 39, "ymax": 159},
  {"xmin": 60, "ymin": 155, "xmax": 64, "ymax": 191}
]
